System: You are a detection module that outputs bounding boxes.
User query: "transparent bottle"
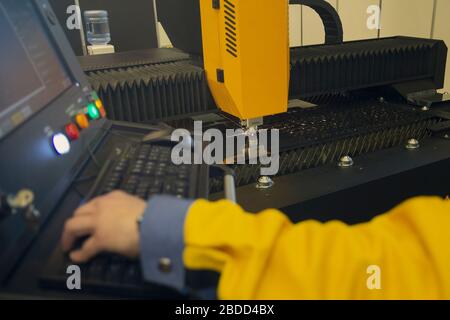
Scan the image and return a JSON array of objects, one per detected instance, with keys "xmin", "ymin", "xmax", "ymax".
[{"xmin": 84, "ymin": 10, "xmax": 111, "ymax": 46}]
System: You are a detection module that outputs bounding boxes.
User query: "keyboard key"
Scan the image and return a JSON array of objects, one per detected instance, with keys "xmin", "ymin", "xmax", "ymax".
[
  {"xmin": 163, "ymin": 183, "xmax": 176, "ymax": 194},
  {"xmin": 175, "ymin": 187, "xmax": 187, "ymax": 197},
  {"xmin": 148, "ymin": 187, "xmax": 161, "ymax": 195},
  {"xmin": 122, "ymin": 185, "xmax": 136, "ymax": 194},
  {"xmin": 86, "ymin": 256, "xmax": 108, "ymax": 280},
  {"xmin": 104, "ymin": 266, "xmax": 123, "ymax": 283},
  {"xmin": 178, "ymin": 172, "xmax": 189, "ymax": 180},
  {"xmin": 122, "ymin": 263, "xmax": 141, "ymax": 285}
]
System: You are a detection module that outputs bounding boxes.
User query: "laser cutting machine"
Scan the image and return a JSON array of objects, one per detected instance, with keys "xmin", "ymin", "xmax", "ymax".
[{"xmin": 1, "ymin": 0, "xmax": 450, "ymax": 299}]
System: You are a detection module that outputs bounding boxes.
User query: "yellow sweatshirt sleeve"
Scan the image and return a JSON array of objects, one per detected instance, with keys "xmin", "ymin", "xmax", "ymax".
[{"xmin": 183, "ymin": 197, "xmax": 450, "ymax": 300}]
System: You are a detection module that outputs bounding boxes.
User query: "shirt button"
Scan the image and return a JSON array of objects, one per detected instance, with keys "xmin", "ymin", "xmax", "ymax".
[{"xmin": 158, "ymin": 258, "xmax": 172, "ymax": 273}]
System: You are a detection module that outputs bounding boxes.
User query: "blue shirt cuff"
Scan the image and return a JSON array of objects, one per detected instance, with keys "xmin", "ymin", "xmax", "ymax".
[{"xmin": 139, "ymin": 195, "xmax": 194, "ymax": 291}]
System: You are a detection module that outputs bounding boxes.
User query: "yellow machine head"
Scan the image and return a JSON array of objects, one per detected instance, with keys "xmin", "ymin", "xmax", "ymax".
[{"xmin": 199, "ymin": 0, "xmax": 290, "ymax": 122}]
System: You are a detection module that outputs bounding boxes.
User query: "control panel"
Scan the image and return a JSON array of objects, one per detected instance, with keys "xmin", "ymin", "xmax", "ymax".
[
  {"xmin": 0, "ymin": 0, "xmax": 108, "ymax": 280},
  {"xmin": 51, "ymin": 90, "xmax": 106, "ymax": 156}
]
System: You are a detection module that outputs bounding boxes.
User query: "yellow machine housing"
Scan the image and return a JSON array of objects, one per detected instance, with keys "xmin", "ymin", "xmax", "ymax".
[{"xmin": 199, "ymin": 0, "xmax": 290, "ymax": 121}]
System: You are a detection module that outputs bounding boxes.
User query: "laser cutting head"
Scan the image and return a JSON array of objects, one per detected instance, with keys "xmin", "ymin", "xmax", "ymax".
[{"xmin": 199, "ymin": 0, "xmax": 290, "ymax": 122}]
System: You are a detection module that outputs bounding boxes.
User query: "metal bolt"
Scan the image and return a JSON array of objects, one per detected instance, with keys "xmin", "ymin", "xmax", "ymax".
[
  {"xmin": 444, "ymin": 134, "xmax": 450, "ymax": 140},
  {"xmin": 338, "ymin": 155, "xmax": 354, "ymax": 168},
  {"xmin": 256, "ymin": 176, "xmax": 274, "ymax": 189},
  {"xmin": 158, "ymin": 258, "xmax": 172, "ymax": 273},
  {"xmin": 406, "ymin": 138, "xmax": 420, "ymax": 150},
  {"xmin": 421, "ymin": 106, "xmax": 430, "ymax": 111},
  {"xmin": 246, "ymin": 127, "xmax": 258, "ymax": 138},
  {"xmin": 378, "ymin": 97, "xmax": 385, "ymax": 103}
]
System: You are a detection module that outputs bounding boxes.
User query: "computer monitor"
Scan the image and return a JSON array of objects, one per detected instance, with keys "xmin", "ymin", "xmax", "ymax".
[{"xmin": 0, "ymin": 0, "xmax": 74, "ymax": 140}]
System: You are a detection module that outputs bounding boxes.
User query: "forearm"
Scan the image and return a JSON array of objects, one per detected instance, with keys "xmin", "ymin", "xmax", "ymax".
[
  {"xmin": 184, "ymin": 197, "xmax": 450, "ymax": 299},
  {"xmin": 139, "ymin": 195, "xmax": 450, "ymax": 299}
]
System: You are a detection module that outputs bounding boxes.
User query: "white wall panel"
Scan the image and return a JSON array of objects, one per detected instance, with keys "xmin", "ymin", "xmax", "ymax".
[
  {"xmin": 339, "ymin": 0, "xmax": 380, "ymax": 41},
  {"xmin": 289, "ymin": 5, "xmax": 302, "ymax": 47},
  {"xmin": 380, "ymin": 0, "xmax": 434, "ymax": 38}
]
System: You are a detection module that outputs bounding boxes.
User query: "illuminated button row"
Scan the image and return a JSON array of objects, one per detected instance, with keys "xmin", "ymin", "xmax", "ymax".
[{"xmin": 53, "ymin": 98, "xmax": 106, "ymax": 155}]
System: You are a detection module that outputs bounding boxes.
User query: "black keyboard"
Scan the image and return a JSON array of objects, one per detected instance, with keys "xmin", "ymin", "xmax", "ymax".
[
  {"xmin": 95, "ymin": 143, "xmax": 207, "ymax": 199},
  {"xmin": 40, "ymin": 142, "xmax": 209, "ymax": 298}
]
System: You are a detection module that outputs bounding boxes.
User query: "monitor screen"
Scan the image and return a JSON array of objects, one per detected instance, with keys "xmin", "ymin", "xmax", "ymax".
[{"xmin": 0, "ymin": 0, "xmax": 72, "ymax": 140}]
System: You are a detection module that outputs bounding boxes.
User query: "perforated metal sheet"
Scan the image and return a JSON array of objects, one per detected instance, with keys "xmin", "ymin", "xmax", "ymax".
[{"xmin": 210, "ymin": 101, "xmax": 444, "ymax": 191}]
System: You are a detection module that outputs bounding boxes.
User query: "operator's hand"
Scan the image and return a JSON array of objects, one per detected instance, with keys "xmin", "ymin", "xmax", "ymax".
[{"xmin": 61, "ymin": 191, "xmax": 147, "ymax": 263}]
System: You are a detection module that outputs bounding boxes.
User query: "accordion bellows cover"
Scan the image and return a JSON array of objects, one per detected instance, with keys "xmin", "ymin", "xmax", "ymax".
[
  {"xmin": 290, "ymin": 36, "xmax": 447, "ymax": 99},
  {"xmin": 86, "ymin": 61, "xmax": 216, "ymax": 122}
]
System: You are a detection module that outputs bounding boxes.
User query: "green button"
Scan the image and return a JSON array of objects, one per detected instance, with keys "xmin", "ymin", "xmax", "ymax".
[{"xmin": 87, "ymin": 103, "xmax": 100, "ymax": 120}]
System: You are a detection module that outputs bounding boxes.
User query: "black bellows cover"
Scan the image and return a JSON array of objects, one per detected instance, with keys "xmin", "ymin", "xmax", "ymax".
[
  {"xmin": 290, "ymin": 37, "xmax": 448, "ymax": 99},
  {"xmin": 83, "ymin": 37, "xmax": 447, "ymax": 123},
  {"xmin": 86, "ymin": 61, "xmax": 215, "ymax": 122}
]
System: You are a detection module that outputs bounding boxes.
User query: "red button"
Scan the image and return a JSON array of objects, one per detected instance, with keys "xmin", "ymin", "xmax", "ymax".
[{"xmin": 65, "ymin": 123, "xmax": 80, "ymax": 141}]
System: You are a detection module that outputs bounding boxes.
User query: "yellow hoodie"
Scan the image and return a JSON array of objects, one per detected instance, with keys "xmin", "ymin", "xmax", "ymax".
[{"xmin": 183, "ymin": 197, "xmax": 450, "ymax": 299}]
